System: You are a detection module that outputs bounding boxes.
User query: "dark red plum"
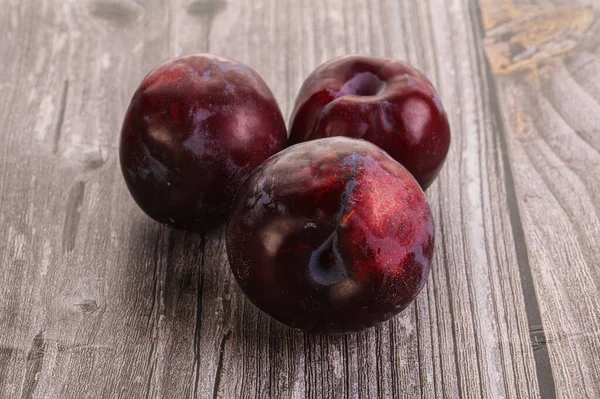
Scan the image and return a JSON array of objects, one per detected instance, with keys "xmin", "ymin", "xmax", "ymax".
[
  {"xmin": 227, "ymin": 137, "xmax": 434, "ymax": 333},
  {"xmin": 120, "ymin": 54, "xmax": 287, "ymax": 230},
  {"xmin": 289, "ymin": 55, "xmax": 451, "ymax": 189}
]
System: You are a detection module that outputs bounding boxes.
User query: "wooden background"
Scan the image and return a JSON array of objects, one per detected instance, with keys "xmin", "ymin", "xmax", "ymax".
[{"xmin": 0, "ymin": 0, "xmax": 598, "ymax": 397}]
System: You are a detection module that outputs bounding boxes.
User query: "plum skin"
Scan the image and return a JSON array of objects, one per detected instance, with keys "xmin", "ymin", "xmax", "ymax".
[
  {"xmin": 120, "ymin": 54, "xmax": 287, "ymax": 230},
  {"xmin": 227, "ymin": 137, "xmax": 434, "ymax": 334},
  {"xmin": 289, "ymin": 55, "xmax": 451, "ymax": 189}
]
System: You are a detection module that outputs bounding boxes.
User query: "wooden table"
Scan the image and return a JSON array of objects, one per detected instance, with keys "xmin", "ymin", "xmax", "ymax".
[{"xmin": 1, "ymin": 0, "xmax": 598, "ymax": 397}]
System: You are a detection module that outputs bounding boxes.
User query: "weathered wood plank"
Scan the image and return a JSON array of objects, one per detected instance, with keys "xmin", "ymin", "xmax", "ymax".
[
  {"xmin": 480, "ymin": 0, "xmax": 600, "ymax": 397},
  {"xmin": 0, "ymin": 0, "xmax": 175, "ymax": 398}
]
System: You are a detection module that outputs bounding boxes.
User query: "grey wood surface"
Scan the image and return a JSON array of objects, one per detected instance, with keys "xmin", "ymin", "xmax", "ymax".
[{"xmin": 0, "ymin": 0, "xmax": 598, "ymax": 398}]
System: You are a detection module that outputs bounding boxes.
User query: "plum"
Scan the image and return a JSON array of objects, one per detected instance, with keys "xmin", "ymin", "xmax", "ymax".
[
  {"xmin": 227, "ymin": 137, "xmax": 434, "ymax": 333},
  {"xmin": 289, "ymin": 56, "xmax": 450, "ymax": 189},
  {"xmin": 120, "ymin": 54, "xmax": 287, "ymax": 230}
]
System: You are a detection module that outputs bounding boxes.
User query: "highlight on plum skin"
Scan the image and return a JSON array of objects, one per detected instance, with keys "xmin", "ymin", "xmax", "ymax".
[
  {"xmin": 226, "ymin": 137, "xmax": 435, "ymax": 334},
  {"xmin": 119, "ymin": 54, "xmax": 287, "ymax": 231},
  {"xmin": 289, "ymin": 55, "xmax": 451, "ymax": 189}
]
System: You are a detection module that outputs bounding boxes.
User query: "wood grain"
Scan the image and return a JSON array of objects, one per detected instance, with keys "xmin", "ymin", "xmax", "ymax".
[
  {"xmin": 0, "ymin": 0, "xmax": 598, "ymax": 398},
  {"xmin": 480, "ymin": 0, "xmax": 600, "ymax": 397}
]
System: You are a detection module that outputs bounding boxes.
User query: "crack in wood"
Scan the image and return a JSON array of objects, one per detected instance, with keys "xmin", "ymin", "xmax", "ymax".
[
  {"xmin": 144, "ymin": 337, "xmax": 157, "ymax": 399},
  {"xmin": 343, "ymin": 335, "xmax": 350, "ymax": 398},
  {"xmin": 146, "ymin": 228, "xmax": 163, "ymax": 329},
  {"xmin": 212, "ymin": 329, "xmax": 232, "ymax": 399},
  {"xmin": 413, "ymin": 307, "xmax": 424, "ymax": 399},
  {"xmin": 90, "ymin": 1, "xmax": 142, "ymax": 27},
  {"xmin": 53, "ymin": 80, "xmax": 69, "ymax": 155},
  {"xmin": 61, "ymin": 181, "xmax": 85, "ymax": 254},
  {"xmin": 74, "ymin": 299, "xmax": 99, "ymax": 314},
  {"xmin": 187, "ymin": 0, "xmax": 227, "ymax": 18},
  {"xmin": 530, "ymin": 325, "xmax": 548, "ymax": 352},
  {"xmin": 192, "ymin": 235, "xmax": 206, "ymax": 399},
  {"xmin": 20, "ymin": 331, "xmax": 46, "ymax": 399}
]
